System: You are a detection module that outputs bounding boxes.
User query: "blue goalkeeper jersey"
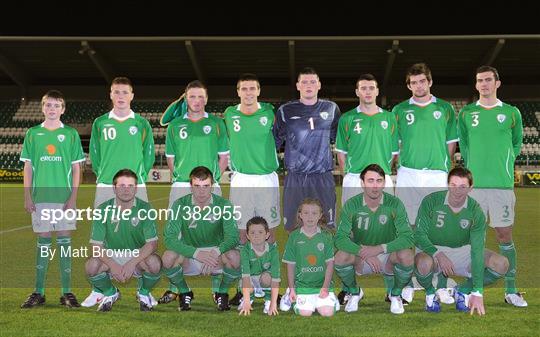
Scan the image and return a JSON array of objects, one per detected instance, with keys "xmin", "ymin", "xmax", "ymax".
[{"xmin": 273, "ymin": 99, "xmax": 340, "ymax": 174}]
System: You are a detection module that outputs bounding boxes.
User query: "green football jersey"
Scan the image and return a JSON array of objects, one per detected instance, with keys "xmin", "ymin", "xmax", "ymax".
[
  {"xmin": 414, "ymin": 190, "xmax": 486, "ymax": 294},
  {"xmin": 335, "ymin": 192, "xmax": 413, "ymax": 255},
  {"xmin": 224, "ymin": 103, "xmax": 279, "ymax": 175},
  {"xmin": 392, "ymin": 97, "xmax": 458, "ymax": 171},
  {"xmin": 89, "ymin": 111, "xmax": 155, "ymax": 184},
  {"xmin": 240, "ymin": 242, "xmax": 281, "ymax": 281},
  {"xmin": 165, "ymin": 113, "xmax": 229, "ymax": 183},
  {"xmin": 90, "ymin": 197, "xmax": 158, "ymax": 250},
  {"xmin": 336, "ymin": 107, "xmax": 399, "ymax": 174},
  {"xmin": 20, "ymin": 123, "xmax": 85, "ymax": 203},
  {"xmin": 458, "ymin": 100, "xmax": 523, "ymax": 188},
  {"xmin": 282, "ymin": 227, "xmax": 334, "ymax": 295},
  {"xmin": 164, "ymin": 193, "xmax": 239, "ymax": 258}
]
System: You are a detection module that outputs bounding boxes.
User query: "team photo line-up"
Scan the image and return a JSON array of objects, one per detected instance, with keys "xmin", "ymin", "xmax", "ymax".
[{"xmin": 19, "ymin": 62, "xmax": 526, "ymax": 316}]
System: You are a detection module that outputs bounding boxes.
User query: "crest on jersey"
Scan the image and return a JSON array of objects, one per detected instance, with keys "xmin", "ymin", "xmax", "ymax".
[
  {"xmin": 203, "ymin": 125, "xmax": 212, "ymax": 134},
  {"xmin": 131, "ymin": 217, "xmax": 140, "ymax": 227},
  {"xmin": 263, "ymin": 262, "xmax": 271, "ymax": 269},
  {"xmin": 57, "ymin": 134, "xmax": 65, "ymax": 142},
  {"xmin": 460, "ymin": 219, "xmax": 470, "ymax": 229},
  {"xmin": 497, "ymin": 114, "xmax": 506, "ymax": 123},
  {"xmin": 260, "ymin": 116, "xmax": 268, "ymax": 126},
  {"xmin": 129, "ymin": 126, "xmax": 138, "ymax": 135},
  {"xmin": 379, "ymin": 214, "xmax": 388, "ymax": 225},
  {"xmin": 320, "ymin": 111, "xmax": 329, "ymax": 120},
  {"xmin": 433, "ymin": 111, "xmax": 442, "ymax": 120},
  {"xmin": 317, "ymin": 243, "xmax": 324, "ymax": 251},
  {"xmin": 380, "ymin": 121, "xmax": 388, "ymax": 130}
]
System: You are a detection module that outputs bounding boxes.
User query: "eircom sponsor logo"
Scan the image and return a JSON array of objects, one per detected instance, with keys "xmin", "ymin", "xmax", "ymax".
[
  {"xmin": 301, "ymin": 254, "xmax": 323, "ymax": 273},
  {"xmin": 40, "ymin": 144, "xmax": 62, "ymax": 162}
]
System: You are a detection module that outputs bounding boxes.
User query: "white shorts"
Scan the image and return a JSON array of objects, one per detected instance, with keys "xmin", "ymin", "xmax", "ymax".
[
  {"xmin": 229, "ymin": 171, "xmax": 280, "ymax": 230},
  {"xmin": 111, "ymin": 251, "xmax": 141, "ymax": 277},
  {"xmin": 182, "ymin": 247, "xmax": 223, "ymax": 276},
  {"xmin": 418, "ymin": 245, "xmax": 472, "ymax": 278},
  {"xmin": 395, "ymin": 166, "xmax": 447, "ymax": 223},
  {"xmin": 168, "ymin": 182, "xmax": 222, "ymax": 209},
  {"xmin": 469, "ymin": 189, "xmax": 515, "ymax": 228},
  {"xmin": 31, "ymin": 203, "xmax": 77, "ymax": 233},
  {"xmin": 355, "ymin": 253, "xmax": 391, "ymax": 275},
  {"xmin": 295, "ymin": 292, "xmax": 338, "ymax": 313},
  {"xmin": 94, "ymin": 183, "xmax": 148, "ymax": 208},
  {"xmin": 342, "ymin": 173, "xmax": 394, "ymax": 206}
]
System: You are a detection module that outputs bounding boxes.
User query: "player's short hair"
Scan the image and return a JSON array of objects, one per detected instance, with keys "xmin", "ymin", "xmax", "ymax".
[
  {"xmin": 448, "ymin": 166, "xmax": 474, "ymax": 186},
  {"xmin": 189, "ymin": 166, "xmax": 214, "ymax": 184},
  {"xmin": 297, "ymin": 67, "xmax": 319, "ymax": 81},
  {"xmin": 246, "ymin": 216, "xmax": 269, "ymax": 232},
  {"xmin": 185, "ymin": 80, "xmax": 208, "ymax": 96},
  {"xmin": 406, "ymin": 63, "xmax": 432, "ymax": 85},
  {"xmin": 294, "ymin": 198, "xmax": 330, "ymax": 231},
  {"xmin": 360, "ymin": 164, "xmax": 386, "ymax": 181},
  {"xmin": 41, "ymin": 90, "xmax": 65, "ymax": 109},
  {"xmin": 111, "ymin": 77, "xmax": 133, "ymax": 90},
  {"xmin": 356, "ymin": 73, "xmax": 378, "ymax": 88},
  {"xmin": 237, "ymin": 73, "xmax": 260, "ymax": 89},
  {"xmin": 112, "ymin": 169, "xmax": 138, "ymax": 185},
  {"xmin": 476, "ymin": 65, "xmax": 500, "ymax": 81}
]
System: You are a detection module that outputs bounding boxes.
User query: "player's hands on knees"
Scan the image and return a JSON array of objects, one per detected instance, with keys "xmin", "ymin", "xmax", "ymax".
[
  {"xmin": 121, "ymin": 261, "xmax": 137, "ymax": 281},
  {"xmin": 319, "ymin": 287, "xmax": 329, "ymax": 299},
  {"xmin": 359, "ymin": 245, "xmax": 383, "ymax": 260},
  {"xmin": 24, "ymin": 197, "xmax": 36, "ymax": 213},
  {"xmin": 469, "ymin": 295, "xmax": 485, "ymax": 316},
  {"xmin": 289, "ymin": 288, "xmax": 297, "ymax": 302},
  {"xmin": 195, "ymin": 250, "xmax": 219, "ymax": 268},
  {"xmin": 238, "ymin": 299, "xmax": 252, "ymax": 316},
  {"xmin": 109, "ymin": 263, "xmax": 125, "ymax": 282},
  {"xmin": 364, "ymin": 256, "xmax": 382, "ymax": 274},
  {"xmin": 200, "ymin": 263, "xmax": 214, "ymax": 275},
  {"xmin": 434, "ymin": 252, "xmax": 455, "ymax": 276}
]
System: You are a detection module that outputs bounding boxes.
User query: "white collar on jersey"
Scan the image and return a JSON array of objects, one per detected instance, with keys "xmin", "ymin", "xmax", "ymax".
[
  {"xmin": 476, "ymin": 99, "xmax": 503, "ymax": 108},
  {"xmin": 443, "ymin": 191, "xmax": 469, "ymax": 210},
  {"xmin": 356, "ymin": 106, "xmax": 383, "ymax": 113},
  {"xmin": 184, "ymin": 112, "xmax": 209, "ymax": 119},
  {"xmin": 300, "ymin": 226, "xmax": 321, "ymax": 237},
  {"xmin": 252, "ymin": 242, "xmax": 269, "ymax": 257},
  {"xmin": 108, "ymin": 109, "xmax": 135, "ymax": 120},
  {"xmin": 40, "ymin": 122, "xmax": 64, "ymax": 128},
  {"xmin": 236, "ymin": 103, "xmax": 261, "ymax": 111},
  {"xmin": 362, "ymin": 193, "xmax": 385, "ymax": 206},
  {"xmin": 409, "ymin": 95, "xmax": 437, "ymax": 106}
]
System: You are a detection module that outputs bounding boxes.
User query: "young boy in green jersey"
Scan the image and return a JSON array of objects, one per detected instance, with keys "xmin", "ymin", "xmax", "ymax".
[
  {"xmin": 282, "ymin": 198, "xmax": 337, "ymax": 317},
  {"xmin": 20, "ymin": 90, "xmax": 85, "ymax": 308},
  {"xmin": 238, "ymin": 217, "xmax": 280, "ymax": 316}
]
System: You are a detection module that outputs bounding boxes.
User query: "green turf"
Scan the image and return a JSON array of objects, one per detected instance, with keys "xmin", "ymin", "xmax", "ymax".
[{"xmin": 1, "ymin": 185, "xmax": 539, "ymax": 336}]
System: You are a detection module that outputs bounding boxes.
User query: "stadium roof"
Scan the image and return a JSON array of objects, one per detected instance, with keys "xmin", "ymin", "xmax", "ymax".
[{"xmin": 0, "ymin": 35, "xmax": 539, "ymax": 95}]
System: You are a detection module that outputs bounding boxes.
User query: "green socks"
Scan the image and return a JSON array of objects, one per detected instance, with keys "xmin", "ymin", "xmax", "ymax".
[
  {"xmin": 163, "ymin": 266, "xmax": 190, "ymax": 294},
  {"xmin": 35, "ymin": 237, "xmax": 52, "ymax": 295},
  {"xmin": 335, "ymin": 264, "xmax": 359, "ymax": 294},
  {"xmin": 499, "ymin": 242, "xmax": 517, "ymax": 294}
]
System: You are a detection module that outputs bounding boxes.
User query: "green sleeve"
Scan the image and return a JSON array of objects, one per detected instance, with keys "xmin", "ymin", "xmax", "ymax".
[
  {"xmin": 240, "ymin": 245, "xmax": 251, "ymax": 277},
  {"xmin": 20, "ymin": 130, "xmax": 32, "ymax": 162},
  {"xmin": 391, "ymin": 106, "xmax": 403, "ymax": 143},
  {"xmin": 70, "ymin": 130, "xmax": 85, "ymax": 163},
  {"xmin": 270, "ymin": 244, "xmax": 281, "ymax": 281},
  {"xmin": 324, "ymin": 232, "xmax": 335, "ymax": 262},
  {"xmin": 446, "ymin": 104, "xmax": 459, "ymax": 142},
  {"xmin": 165, "ymin": 123, "xmax": 175, "ymax": 157},
  {"xmin": 335, "ymin": 115, "xmax": 348, "ymax": 153},
  {"xmin": 141, "ymin": 119, "xmax": 155, "ymax": 177},
  {"xmin": 512, "ymin": 108, "xmax": 523, "ymax": 157},
  {"xmin": 90, "ymin": 217, "xmax": 106, "ymax": 245},
  {"xmin": 457, "ymin": 109, "xmax": 469, "ymax": 165},
  {"xmin": 414, "ymin": 197, "xmax": 438, "ymax": 256},
  {"xmin": 142, "ymin": 204, "xmax": 158, "ymax": 242},
  {"xmin": 334, "ymin": 203, "xmax": 360, "ymax": 255},
  {"xmin": 217, "ymin": 118, "xmax": 229, "ymax": 154},
  {"xmin": 470, "ymin": 205, "xmax": 487, "ymax": 294},
  {"xmin": 163, "ymin": 217, "xmax": 197, "ymax": 258},
  {"xmin": 282, "ymin": 235, "xmax": 296, "ymax": 264},
  {"xmin": 89, "ymin": 119, "xmax": 101, "ymax": 176},
  {"xmin": 390, "ymin": 113, "xmax": 399, "ymax": 154},
  {"xmin": 217, "ymin": 202, "xmax": 238, "ymax": 254},
  {"xmin": 386, "ymin": 200, "xmax": 414, "ymax": 253}
]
